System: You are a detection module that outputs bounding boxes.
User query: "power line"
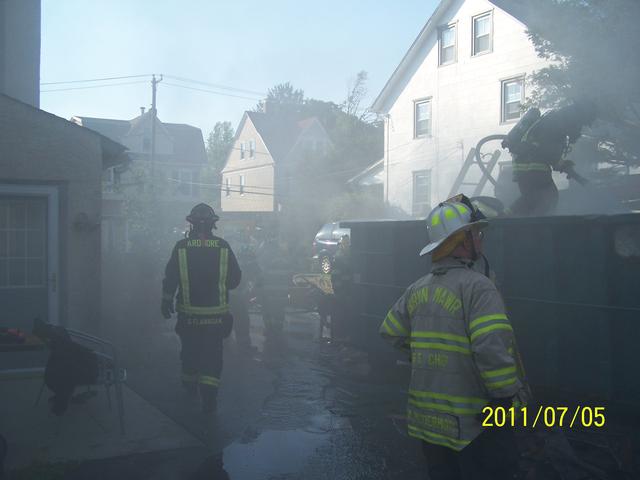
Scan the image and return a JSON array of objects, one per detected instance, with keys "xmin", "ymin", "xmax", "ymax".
[
  {"xmin": 41, "ymin": 74, "xmax": 152, "ymax": 86},
  {"xmin": 163, "ymin": 74, "xmax": 266, "ymax": 97},
  {"xmin": 161, "ymin": 82, "xmax": 263, "ymax": 101},
  {"xmin": 167, "ymin": 177, "xmax": 275, "ymax": 197},
  {"xmin": 41, "ymin": 80, "xmax": 149, "ymax": 93}
]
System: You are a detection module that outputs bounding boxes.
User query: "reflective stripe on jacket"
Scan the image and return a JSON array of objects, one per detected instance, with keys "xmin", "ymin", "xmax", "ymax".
[
  {"xmin": 379, "ymin": 257, "xmax": 528, "ymax": 451},
  {"xmin": 162, "ymin": 234, "xmax": 241, "ymax": 317}
]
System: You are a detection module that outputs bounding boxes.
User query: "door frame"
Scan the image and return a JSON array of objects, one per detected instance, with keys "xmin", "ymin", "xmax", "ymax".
[{"xmin": 0, "ymin": 184, "xmax": 59, "ymax": 324}]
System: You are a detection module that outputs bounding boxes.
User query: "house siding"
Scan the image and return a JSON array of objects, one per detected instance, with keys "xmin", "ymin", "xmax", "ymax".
[
  {"xmin": 382, "ymin": 0, "xmax": 549, "ymax": 215},
  {"xmin": 221, "ymin": 116, "xmax": 275, "ymax": 213},
  {"xmin": 0, "ymin": 96, "xmax": 104, "ymax": 332}
]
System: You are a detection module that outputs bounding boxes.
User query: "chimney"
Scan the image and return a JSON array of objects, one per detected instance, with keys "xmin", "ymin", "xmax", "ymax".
[{"xmin": 140, "ymin": 107, "xmax": 146, "ymax": 116}]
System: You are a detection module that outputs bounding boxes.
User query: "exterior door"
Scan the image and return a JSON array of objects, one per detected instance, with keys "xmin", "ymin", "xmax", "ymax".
[{"xmin": 0, "ymin": 185, "xmax": 58, "ymax": 330}]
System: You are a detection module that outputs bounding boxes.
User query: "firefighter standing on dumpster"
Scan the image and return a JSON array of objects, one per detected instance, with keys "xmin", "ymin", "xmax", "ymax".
[
  {"xmin": 379, "ymin": 195, "xmax": 529, "ymax": 480},
  {"xmin": 161, "ymin": 203, "xmax": 241, "ymax": 414},
  {"xmin": 504, "ymin": 99, "xmax": 597, "ymax": 216}
]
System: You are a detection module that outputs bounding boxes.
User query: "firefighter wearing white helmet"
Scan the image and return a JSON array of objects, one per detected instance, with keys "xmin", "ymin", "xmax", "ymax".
[{"xmin": 379, "ymin": 195, "xmax": 529, "ymax": 480}]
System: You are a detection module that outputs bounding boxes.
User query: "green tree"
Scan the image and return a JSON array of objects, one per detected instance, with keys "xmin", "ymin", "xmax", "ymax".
[
  {"xmin": 204, "ymin": 121, "xmax": 235, "ymax": 208},
  {"xmin": 206, "ymin": 121, "xmax": 235, "ymax": 173},
  {"xmin": 525, "ymin": 0, "xmax": 640, "ymax": 170},
  {"xmin": 255, "ymin": 82, "xmax": 305, "ymax": 113}
]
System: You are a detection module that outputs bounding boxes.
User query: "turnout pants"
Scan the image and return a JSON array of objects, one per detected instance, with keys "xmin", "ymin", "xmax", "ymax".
[
  {"xmin": 175, "ymin": 315, "xmax": 224, "ymax": 407},
  {"xmin": 511, "ymin": 172, "xmax": 558, "ymax": 216},
  {"xmin": 421, "ymin": 428, "xmax": 519, "ymax": 480}
]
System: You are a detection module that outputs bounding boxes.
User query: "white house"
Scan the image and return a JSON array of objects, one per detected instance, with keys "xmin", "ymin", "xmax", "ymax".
[{"xmin": 372, "ymin": 0, "xmax": 550, "ymax": 216}]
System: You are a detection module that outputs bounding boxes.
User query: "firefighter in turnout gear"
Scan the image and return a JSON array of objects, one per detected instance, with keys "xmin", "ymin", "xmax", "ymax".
[
  {"xmin": 504, "ymin": 100, "xmax": 597, "ymax": 216},
  {"xmin": 162, "ymin": 203, "xmax": 241, "ymax": 414},
  {"xmin": 379, "ymin": 195, "xmax": 529, "ymax": 480}
]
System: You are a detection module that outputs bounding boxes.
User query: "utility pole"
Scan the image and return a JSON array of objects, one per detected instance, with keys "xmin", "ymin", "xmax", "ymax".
[{"xmin": 150, "ymin": 74, "xmax": 163, "ymax": 193}]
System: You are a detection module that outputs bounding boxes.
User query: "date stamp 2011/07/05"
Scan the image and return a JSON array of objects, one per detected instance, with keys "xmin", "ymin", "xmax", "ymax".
[{"xmin": 482, "ymin": 406, "xmax": 606, "ymax": 428}]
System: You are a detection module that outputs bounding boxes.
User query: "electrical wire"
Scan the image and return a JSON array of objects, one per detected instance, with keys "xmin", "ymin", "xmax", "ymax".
[
  {"xmin": 41, "ymin": 80, "xmax": 149, "ymax": 93},
  {"xmin": 40, "ymin": 74, "xmax": 153, "ymax": 86},
  {"xmin": 163, "ymin": 74, "xmax": 266, "ymax": 97},
  {"xmin": 161, "ymin": 82, "xmax": 263, "ymax": 101}
]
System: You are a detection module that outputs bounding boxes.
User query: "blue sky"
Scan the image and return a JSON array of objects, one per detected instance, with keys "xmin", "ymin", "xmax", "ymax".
[{"xmin": 40, "ymin": 0, "xmax": 439, "ymax": 136}]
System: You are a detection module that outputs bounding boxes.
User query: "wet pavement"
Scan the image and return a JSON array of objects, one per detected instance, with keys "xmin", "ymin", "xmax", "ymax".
[{"xmin": 53, "ymin": 310, "xmax": 426, "ymax": 479}]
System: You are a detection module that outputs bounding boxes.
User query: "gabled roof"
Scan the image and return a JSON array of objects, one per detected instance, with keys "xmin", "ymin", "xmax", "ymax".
[
  {"xmin": 371, "ymin": 0, "xmax": 529, "ymax": 113},
  {"xmin": 72, "ymin": 114, "xmax": 207, "ymax": 164},
  {"xmin": 245, "ymin": 111, "xmax": 324, "ymax": 162}
]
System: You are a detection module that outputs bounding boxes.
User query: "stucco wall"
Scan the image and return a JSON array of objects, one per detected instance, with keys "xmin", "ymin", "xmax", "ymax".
[
  {"xmin": 0, "ymin": 96, "xmax": 104, "ymax": 332},
  {"xmin": 221, "ymin": 116, "xmax": 275, "ymax": 212},
  {"xmin": 383, "ymin": 0, "xmax": 549, "ymax": 215}
]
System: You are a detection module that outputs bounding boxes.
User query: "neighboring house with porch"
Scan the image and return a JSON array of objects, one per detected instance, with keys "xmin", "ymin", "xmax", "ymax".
[
  {"xmin": 71, "ymin": 111, "xmax": 209, "ymax": 251},
  {"xmin": 220, "ymin": 110, "xmax": 331, "ymax": 227},
  {"xmin": 372, "ymin": 0, "xmax": 549, "ymax": 216}
]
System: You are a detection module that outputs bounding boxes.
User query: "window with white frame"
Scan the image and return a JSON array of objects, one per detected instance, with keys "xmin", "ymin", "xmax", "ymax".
[
  {"xmin": 473, "ymin": 12, "xmax": 492, "ymax": 55},
  {"xmin": 0, "ymin": 198, "xmax": 47, "ymax": 288},
  {"xmin": 240, "ymin": 142, "xmax": 245, "ymax": 159},
  {"xmin": 414, "ymin": 99, "xmax": 432, "ymax": 138},
  {"xmin": 249, "ymin": 139, "xmax": 256, "ymax": 158},
  {"xmin": 501, "ymin": 76, "xmax": 525, "ymax": 122},
  {"xmin": 239, "ymin": 175, "xmax": 245, "ymax": 195},
  {"xmin": 439, "ymin": 24, "xmax": 456, "ymax": 65},
  {"xmin": 412, "ymin": 170, "xmax": 431, "ymax": 217},
  {"xmin": 225, "ymin": 177, "xmax": 231, "ymax": 197}
]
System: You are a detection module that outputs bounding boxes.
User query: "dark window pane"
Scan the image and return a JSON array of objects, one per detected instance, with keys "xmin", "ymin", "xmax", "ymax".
[
  {"xmin": 26, "ymin": 259, "xmax": 45, "ymax": 286},
  {"xmin": 475, "ymin": 35, "xmax": 490, "ymax": 54},
  {"xmin": 27, "ymin": 232, "xmax": 45, "ymax": 257},
  {"xmin": 27, "ymin": 201, "xmax": 46, "ymax": 230},
  {"xmin": 9, "ymin": 203, "xmax": 26, "ymax": 228},
  {"xmin": 8, "ymin": 231, "xmax": 26, "ymax": 257},
  {"xmin": 0, "ymin": 204, "xmax": 7, "ymax": 229},
  {"xmin": 0, "ymin": 232, "xmax": 7, "ymax": 258},
  {"xmin": 441, "ymin": 46, "xmax": 455, "ymax": 64},
  {"xmin": 0, "ymin": 259, "xmax": 6, "ymax": 286},
  {"xmin": 8, "ymin": 259, "xmax": 26, "ymax": 286}
]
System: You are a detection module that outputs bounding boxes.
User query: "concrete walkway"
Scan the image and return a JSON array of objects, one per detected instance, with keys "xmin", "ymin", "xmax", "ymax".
[{"xmin": 0, "ymin": 377, "xmax": 203, "ymax": 471}]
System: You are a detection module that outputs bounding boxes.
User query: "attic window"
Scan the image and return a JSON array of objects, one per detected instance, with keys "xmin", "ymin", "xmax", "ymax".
[
  {"xmin": 249, "ymin": 139, "xmax": 256, "ymax": 158},
  {"xmin": 473, "ymin": 12, "xmax": 492, "ymax": 56},
  {"xmin": 240, "ymin": 142, "xmax": 246, "ymax": 159},
  {"xmin": 439, "ymin": 24, "xmax": 457, "ymax": 65}
]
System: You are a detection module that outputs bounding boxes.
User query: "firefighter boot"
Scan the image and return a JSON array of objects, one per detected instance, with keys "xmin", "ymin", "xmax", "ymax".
[{"xmin": 201, "ymin": 386, "xmax": 218, "ymax": 414}]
